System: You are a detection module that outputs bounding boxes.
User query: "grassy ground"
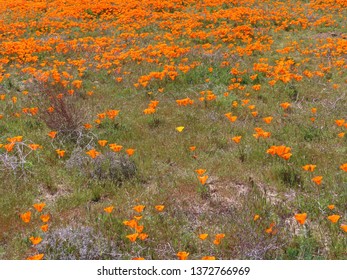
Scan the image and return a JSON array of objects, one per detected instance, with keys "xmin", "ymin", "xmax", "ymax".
[{"xmin": 0, "ymin": 0, "xmax": 346, "ymax": 260}]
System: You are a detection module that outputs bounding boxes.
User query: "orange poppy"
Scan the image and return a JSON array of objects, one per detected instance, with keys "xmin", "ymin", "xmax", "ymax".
[
  {"xmin": 202, "ymin": 256, "xmax": 216, "ymax": 260},
  {"xmin": 340, "ymin": 224, "xmax": 347, "ymax": 232},
  {"xmin": 86, "ymin": 149, "xmax": 100, "ymax": 159},
  {"xmin": 133, "ymin": 205, "xmax": 145, "ymax": 213},
  {"xmin": 177, "ymin": 251, "xmax": 189, "ymax": 260},
  {"xmin": 48, "ymin": 131, "xmax": 57, "ymax": 139},
  {"xmin": 26, "ymin": 254, "xmax": 44, "ymax": 260},
  {"xmin": 294, "ymin": 213, "xmax": 307, "ymax": 225},
  {"xmin": 135, "ymin": 225, "xmax": 144, "ymax": 233},
  {"xmin": 28, "ymin": 144, "xmax": 42, "ymax": 150},
  {"xmin": 340, "ymin": 163, "xmax": 347, "ymax": 172},
  {"xmin": 215, "ymin": 233, "xmax": 225, "ymax": 240},
  {"xmin": 311, "ymin": 176, "xmax": 323, "ymax": 185},
  {"xmin": 198, "ymin": 175, "xmax": 208, "ymax": 185},
  {"xmin": 327, "ymin": 215, "xmax": 340, "ymax": 223},
  {"xmin": 123, "ymin": 219, "xmax": 137, "ymax": 229},
  {"xmin": 56, "ymin": 149, "xmax": 65, "ymax": 158},
  {"xmin": 280, "ymin": 102, "xmax": 291, "ymax": 109},
  {"xmin": 232, "ymin": 136, "xmax": 242, "ymax": 143},
  {"xmin": 20, "ymin": 211, "xmax": 31, "ymax": 223},
  {"xmin": 199, "ymin": 233, "xmax": 208, "ymax": 240},
  {"xmin": 138, "ymin": 233, "xmax": 148, "ymax": 240},
  {"xmin": 302, "ymin": 164, "xmax": 316, "ymax": 172},
  {"xmin": 40, "ymin": 224, "xmax": 49, "ymax": 232},
  {"xmin": 33, "ymin": 203, "xmax": 46, "ymax": 212},
  {"xmin": 335, "ymin": 119, "xmax": 345, "ymax": 126},
  {"xmin": 126, "ymin": 148, "xmax": 135, "ymax": 156},
  {"xmin": 195, "ymin": 169, "xmax": 206, "ymax": 175},
  {"xmin": 132, "ymin": 257, "xmax": 145, "ymax": 260},
  {"xmin": 98, "ymin": 140, "xmax": 108, "ymax": 147},
  {"xmin": 109, "ymin": 144, "xmax": 123, "ymax": 152},
  {"xmin": 104, "ymin": 206, "xmax": 114, "ymax": 214},
  {"xmin": 263, "ymin": 117, "xmax": 273, "ymax": 124},
  {"xmin": 29, "ymin": 236, "xmax": 42, "ymax": 245},
  {"xmin": 154, "ymin": 205, "xmax": 165, "ymax": 212},
  {"xmin": 213, "ymin": 239, "xmax": 221, "ymax": 245},
  {"xmin": 253, "ymin": 214, "xmax": 260, "ymax": 221},
  {"xmin": 40, "ymin": 214, "xmax": 50, "ymax": 223},
  {"xmin": 328, "ymin": 205, "xmax": 335, "ymax": 210},
  {"xmin": 338, "ymin": 132, "xmax": 345, "ymax": 138},
  {"xmin": 84, "ymin": 123, "xmax": 92, "ymax": 129},
  {"xmin": 126, "ymin": 233, "xmax": 138, "ymax": 242},
  {"xmin": 189, "ymin": 146, "xmax": 196, "ymax": 151}
]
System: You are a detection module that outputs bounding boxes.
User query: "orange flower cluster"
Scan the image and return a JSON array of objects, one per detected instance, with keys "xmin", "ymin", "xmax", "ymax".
[
  {"xmin": 266, "ymin": 145, "xmax": 292, "ymax": 160},
  {"xmin": 20, "ymin": 202, "xmax": 51, "ymax": 260}
]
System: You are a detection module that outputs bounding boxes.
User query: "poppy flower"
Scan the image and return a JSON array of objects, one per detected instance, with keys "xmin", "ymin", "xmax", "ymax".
[
  {"xmin": 328, "ymin": 205, "xmax": 335, "ymax": 210},
  {"xmin": 138, "ymin": 233, "xmax": 148, "ymax": 240},
  {"xmin": 340, "ymin": 224, "xmax": 347, "ymax": 232},
  {"xmin": 311, "ymin": 176, "xmax": 323, "ymax": 185},
  {"xmin": 265, "ymin": 222, "xmax": 276, "ymax": 234},
  {"xmin": 253, "ymin": 214, "xmax": 260, "ymax": 221},
  {"xmin": 28, "ymin": 144, "xmax": 41, "ymax": 150},
  {"xmin": 86, "ymin": 149, "xmax": 100, "ymax": 159},
  {"xmin": 280, "ymin": 102, "xmax": 291, "ymax": 109},
  {"xmin": 126, "ymin": 233, "xmax": 138, "ymax": 242},
  {"xmin": 189, "ymin": 146, "xmax": 196, "ymax": 151},
  {"xmin": 232, "ymin": 136, "xmax": 242, "ymax": 143},
  {"xmin": 109, "ymin": 144, "xmax": 123, "ymax": 152},
  {"xmin": 26, "ymin": 254, "xmax": 44, "ymax": 260},
  {"xmin": 335, "ymin": 119, "xmax": 345, "ymax": 126},
  {"xmin": 33, "ymin": 203, "xmax": 46, "ymax": 212},
  {"xmin": 263, "ymin": 117, "xmax": 273, "ymax": 124},
  {"xmin": 224, "ymin": 113, "xmax": 237, "ymax": 122},
  {"xmin": 251, "ymin": 111, "xmax": 258, "ymax": 117},
  {"xmin": 311, "ymin": 108, "xmax": 317, "ymax": 114},
  {"xmin": 84, "ymin": 123, "xmax": 92, "ymax": 129},
  {"xmin": 98, "ymin": 140, "xmax": 108, "ymax": 147},
  {"xmin": 155, "ymin": 205, "xmax": 165, "ymax": 212},
  {"xmin": 199, "ymin": 233, "xmax": 208, "ymax": 240},
  {"xmin": 213, "ymin": 239, "xmax": 221, "ymax": 245},
  {"xmin": 40, "ymin": 224, "xmax": 49, "ymax": 232},
  {"xmin": 177, "ymin": 251, "xmax": 189, "ymax": 260},
  {"xmin": 29, "ymin": 236, "xmax": 42, "ymax": 245},
  {"xmin": 135, "ymin": 225, "xmax": 144, "ymax": 233},
  {"xmin": 123, "ymin": 219, "xmax": 137, "ymax": 228},
  {"xmin": 338, "ymin": 132, "xmax": 345, "ymax": 138},
  {"xmin": 20, "ymin": 211, "xmax": 31, "ymax": 223},
  {"xmin": 40, "ymin": 214, "xmax": 50, "ymax": 223},
  {"xmin": 176, "ymin": 126, "xmax": 184, "ymax": 132},
  {"xmin": 195, "ymin": 169, "xmax": 206, "ymax": 175},
  {"xmin": 202, "ymin": 256, "xmax": 216, "ymax": 260},
  {"xmin": 327, "ymin": 215, "xmax": 340, "ymax": 223},
  {"xmin": 132, "ymin": 257, "xmax": 145, "ymax": 260},
  {"xmin": 198, "ymin": 175, "xmax": 208, "ymax": 185},
  {"xmin": 48, "ymin": 131, "xmax": 57, "ymax": 139},
  {"xmin": 302, "ymin": 164, "xmax": 316, "ymax": 172},
  {"xmin": 294, "ymin": 213, "xmax": 307, "ymax": 225},
  {"xmin": 126, "ymin": 148, "xmax": 135, "ymax": 156},
  {"xmin": 340, "ymin": 163, "xmax": 347, "ymax": 172},
  {"xmin": 104, "ymin": 206, "xmax": 114, "ymax": 213},
  {"xmin": 56, "ymin": 149, "xmax": 65, "ymax": 158},
  {"xmin": 215, "ymin": 233, "xmax": 225, "ymax": 240},
  {"xmin": 133, "ymin": 205, "xmax": 145, "ymax": 213}
]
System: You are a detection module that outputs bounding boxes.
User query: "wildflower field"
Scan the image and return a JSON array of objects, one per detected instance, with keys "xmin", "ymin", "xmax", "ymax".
[{"xmin": 0, "ymin": 0, "xmax": 346, "ymax": 260}]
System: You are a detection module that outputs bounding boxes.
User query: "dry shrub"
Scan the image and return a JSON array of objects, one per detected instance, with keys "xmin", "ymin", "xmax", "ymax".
[{"xmin": 30, "ymin": 81, "xmax": 86, "ymax": 140}]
